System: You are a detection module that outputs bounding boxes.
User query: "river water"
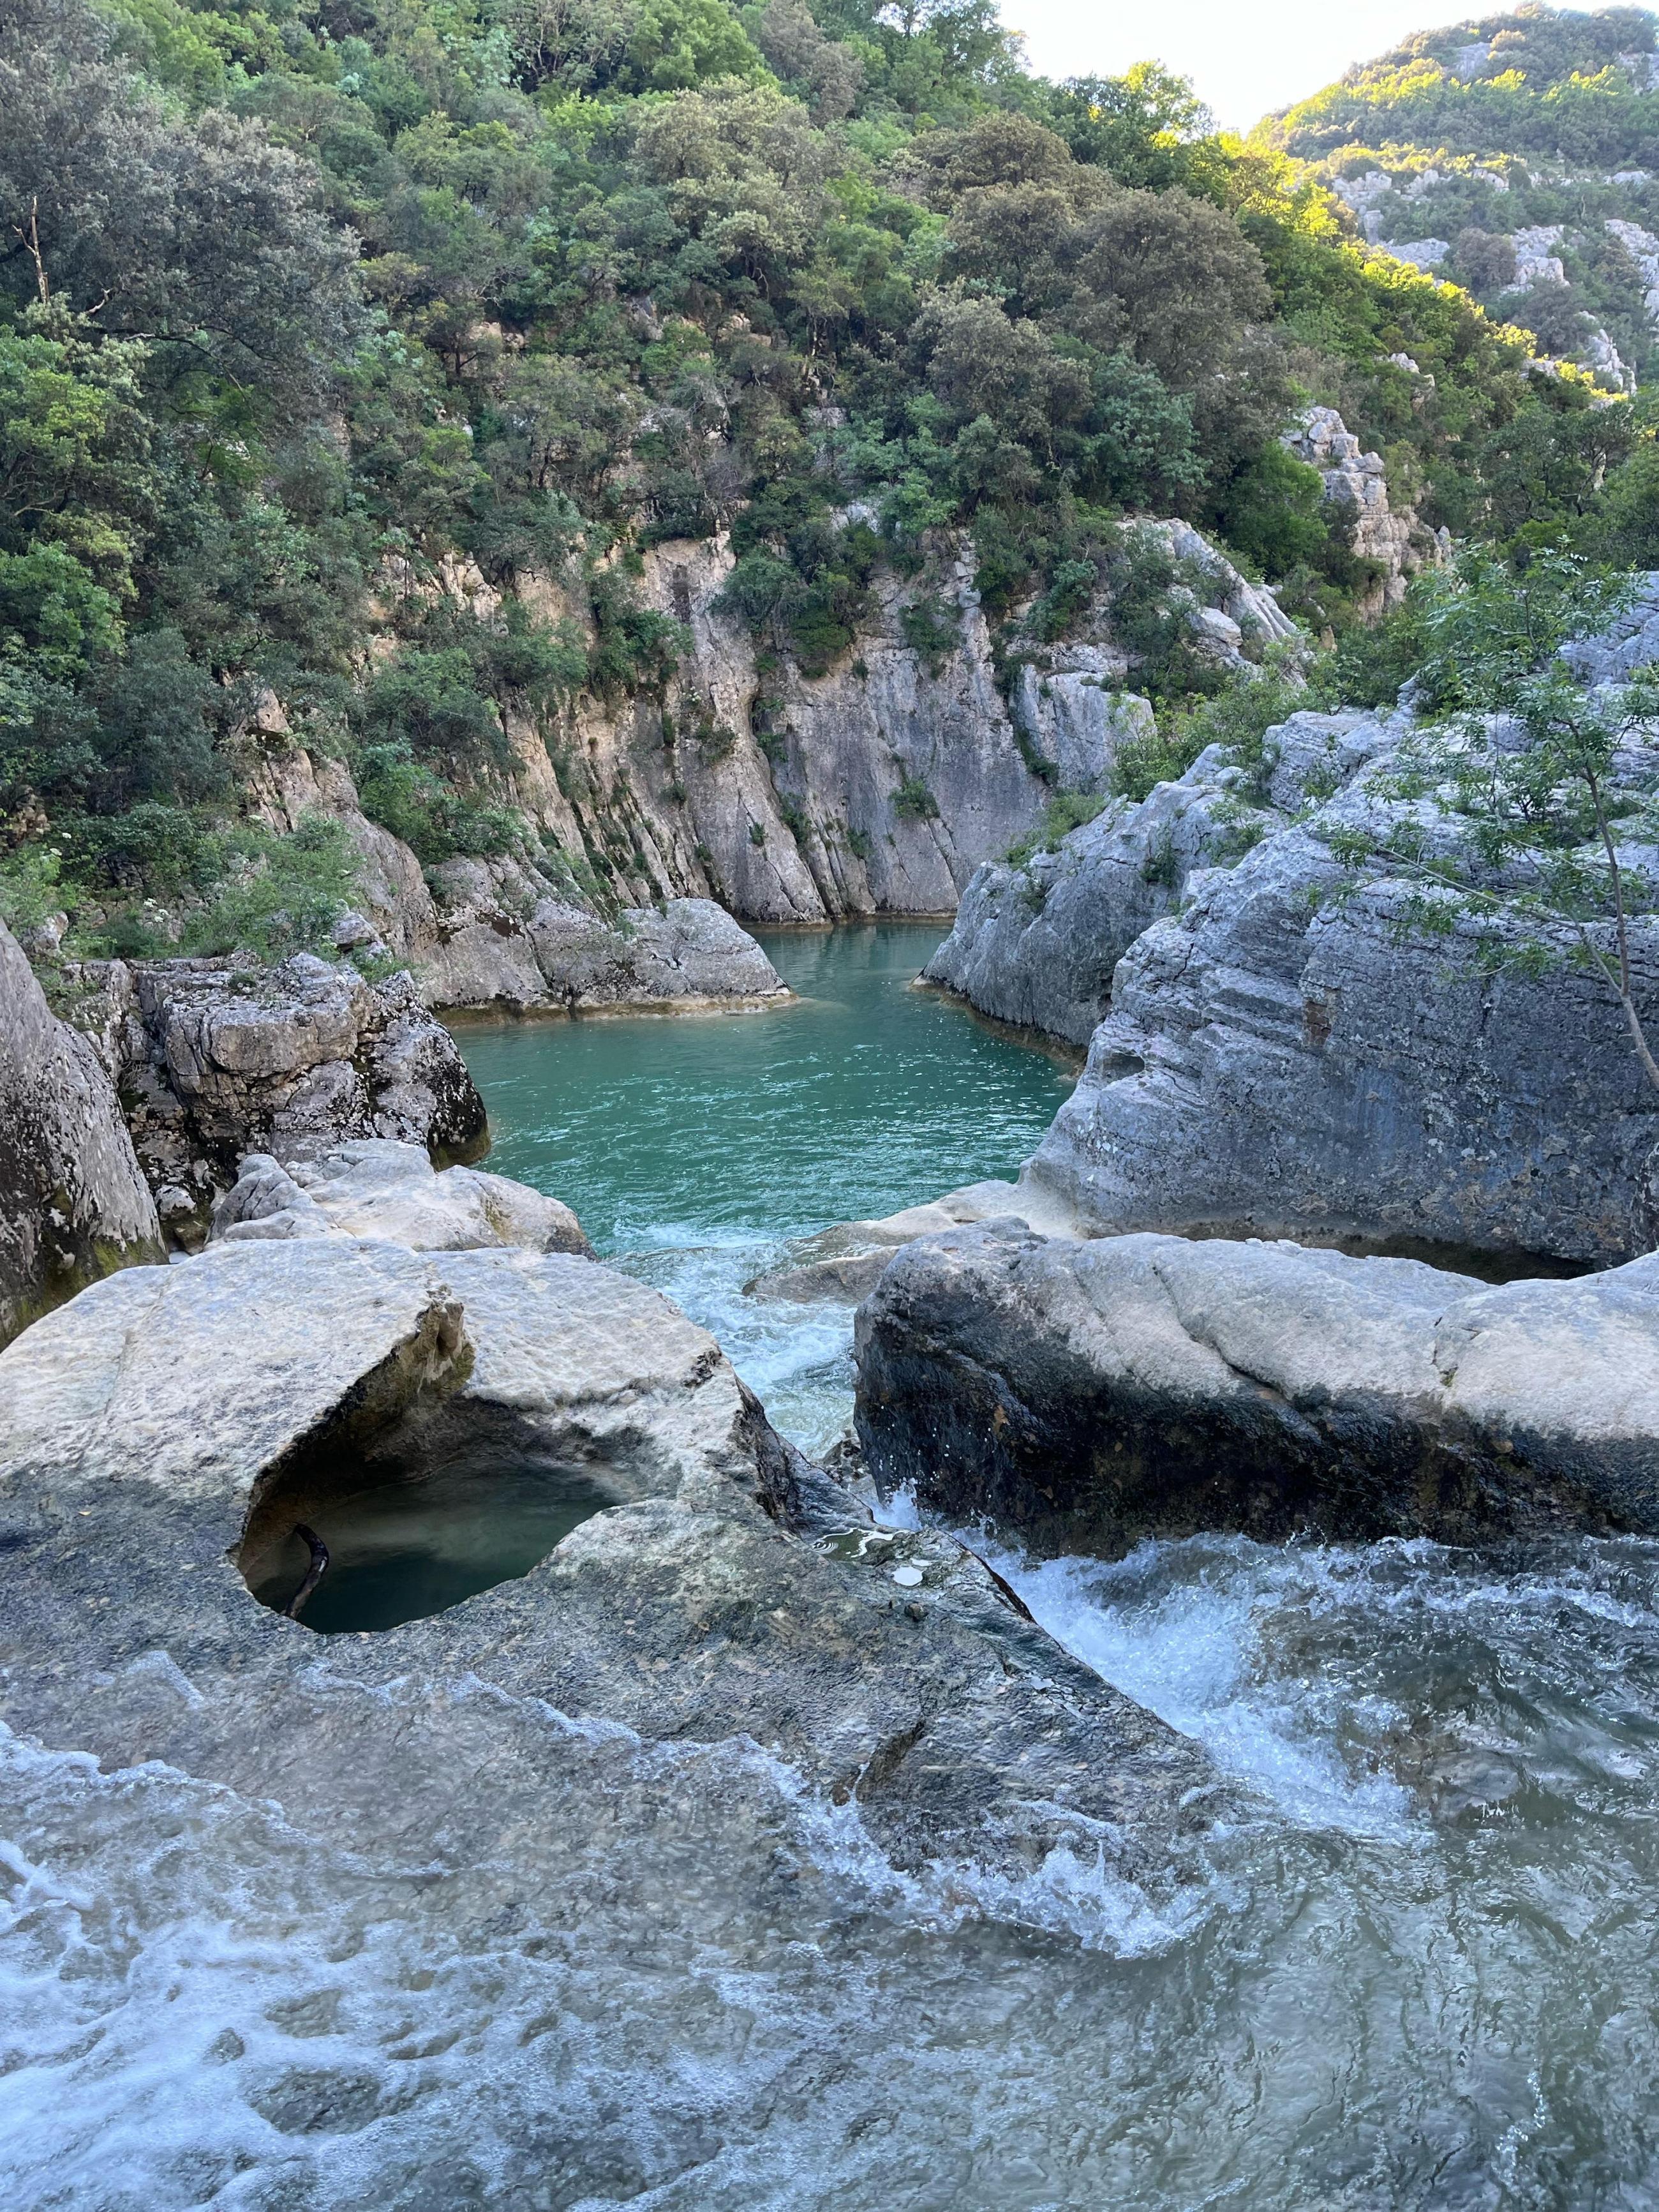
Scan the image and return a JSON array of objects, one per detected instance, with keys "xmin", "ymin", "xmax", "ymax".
[
  {"xmin": 459, "ymin": 923, "xmax": 1078, "ymax": 1452},
  {"xmin": 6, "ymin": 927, "xmax": 1659, "ymax": 2209}
]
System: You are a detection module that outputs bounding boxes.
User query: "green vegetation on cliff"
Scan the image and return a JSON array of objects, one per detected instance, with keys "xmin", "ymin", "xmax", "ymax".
[
  {"xmin": 1267, "ymin": 6, "xmax": 1659, "ymax": 421},
  {"xmin": 0, "ymin": 0, "xmax": 1649, "ymax": 950}
]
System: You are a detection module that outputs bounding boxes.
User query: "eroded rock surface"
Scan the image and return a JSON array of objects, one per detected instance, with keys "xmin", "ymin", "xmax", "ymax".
[
  {"xmin": 0, "ymin": 1240, "xmax": 1230, "ymax": 1895},
  {"xmin": 249, "ymin": 744, "xmax": 789, "ymax": 1013},
  {"xmin": 0, "ymin": 918, "xmax": 163, "ymax": 1346},
  {"xmin": 927, "ymin": 711, "xmax": 1396, "ymax": 1048},
  {"xmin": 1024, "ymin": 740, "xmax": 1659, "ymax": 1265},
  {"xmin": 855, "ymin": 1222, "xmax": 1659, "ymax": 1556},
  {"xmin": 1283, "ymin": 407, "xmax": 1445, "ymax": 616},
  {"xmin": 211, "ymin": 1138, "xmax": 591, "ymax": 1256},
  {"xmin": 61, "ymin": 952, "xmax": 488, "ymax": 1244},
  {"xmin": 747, "ymin": 1177, "xmax": 1083, "ymax": 1305}
]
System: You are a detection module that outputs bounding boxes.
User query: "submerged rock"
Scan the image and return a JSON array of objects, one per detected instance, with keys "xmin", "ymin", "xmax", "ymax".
[
  {"xmin": 211, "ymin": 1138, "xmax": 591, "ymax": 1256},
  {"xmin": 0, "ymin": 1239, "xmax": 1230, "ymax": 1890},
  {"xmin": 747, "ymin": 1177, "xmax": 1084, "ymax": 1304},
  {"xmin": 0, "ymin": 918, "xmax": 163, "ymax": 1347},
  {"xmin": 855, "ymin": 1222, "xmax": 1659, "ymax": 1556},
  {"xmin": 59, "ymin": 952, "xmax": 489, "ymax": 1244}
]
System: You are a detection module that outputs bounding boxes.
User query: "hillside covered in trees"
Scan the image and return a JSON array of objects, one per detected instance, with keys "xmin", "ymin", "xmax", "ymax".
[
  {"xmin": 1, "ymin": 0, "xmax": 1655, "ymax": 956},
  {"xmin": 1267, "ymin": 5, "xmax": 1659, "ymax": 398}
]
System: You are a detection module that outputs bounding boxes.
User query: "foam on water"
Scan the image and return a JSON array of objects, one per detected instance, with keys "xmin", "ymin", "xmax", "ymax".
[
  {"xmin": 14, "ymin": 1553, "xmax": 1659, "ymax": 2205},
  {"xmin": 978, "ymin": 1536, "xmax": 1424, "ymax": 1839},
  {"xmin": 13, "ymin": 933, "xmax": 1659, "ymax": 2203}
]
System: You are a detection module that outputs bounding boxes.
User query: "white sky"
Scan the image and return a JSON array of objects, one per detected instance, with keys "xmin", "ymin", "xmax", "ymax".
[{"xmin": 999, "ymin": 1, "xmax": 1538, "ymax": 133}]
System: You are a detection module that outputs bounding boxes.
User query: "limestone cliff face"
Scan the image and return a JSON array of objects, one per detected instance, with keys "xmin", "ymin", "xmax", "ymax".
[
  {"xmin": 1023, "ymin": 739, "xmax": 1659, "ymax": 1269},
  {"xmin": 1283, "ymin": 408, "xmax": 1446, "ymax": 618},
  {"xmin": 251, "ymin": 522, "xmax": 1294, "ymax": 964},
  {"xmin": 499, "ymin": 533, "xmax": 1062, "ymax": 924}
]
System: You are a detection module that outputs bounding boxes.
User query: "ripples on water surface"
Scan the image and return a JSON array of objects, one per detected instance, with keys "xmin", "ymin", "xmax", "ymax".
[
  {"xmin": 459, "ymin": 923, "xmax": 1078, "ymax": 1451},
  {"xmin": 6, "ymin": 926, "xmax": 1659, "ymax": 2208}
]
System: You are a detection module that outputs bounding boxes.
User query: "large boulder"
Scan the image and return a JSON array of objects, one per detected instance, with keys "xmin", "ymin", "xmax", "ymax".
[
  {"xmin": 854, "ymin": 1221, "xmax": 1659, "ymax": 1557},
  {"xmin": 61, "ymin": 952, "xmax": 489, "ymax": 1245},
  {"xmin": 0, "ymin": 1239, "xmax": 1229, "ymax": 1898},
  {"xmin": 926, "ymin": 712, "xmax": 1398, "ymax": 1047},
  {"xmin": 417, "ymin": 872, "xmax": 791, "ymax": 1014},
  {"xmin": 0, "ymin": 919, "xmax": 163, "ymax": 1345},
  {"xmin": 1021, "ymin": 733, "xmax": 1659, "ymax": 1268},
  {"xmin": 211, "ymin": 1137, "xmax": 592, "ymax": 1255},
  {"xmin": 521, "ymin": 893, "xmax": 789, "ymax": 1011}
]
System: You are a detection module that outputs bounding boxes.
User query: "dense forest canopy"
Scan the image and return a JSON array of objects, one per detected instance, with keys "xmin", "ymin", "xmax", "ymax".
[
  {"xmin": 1268, "ymin": 3, "xmax": 1659, "ymax": 165},
  {"xmin": 0, "ymin": 0, "xmax": 1653, "ymax": 953}
]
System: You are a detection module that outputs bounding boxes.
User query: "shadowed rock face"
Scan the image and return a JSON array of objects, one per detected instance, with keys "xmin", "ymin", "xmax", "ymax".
[
  {"xmin": 0, "ymin": 1239, "xmax": 1231, "ymax": 1890},
  {"xmin": 59, "ymin": 952, "xmax": 489, "ymax": 1245},
  {"xmin": 854, "ymin": 1222, "xmax": 1659, "ymax": 1558},
  {"xmin": 0, "ymin": 918, "xmax": 163, "ymax": 1347}
]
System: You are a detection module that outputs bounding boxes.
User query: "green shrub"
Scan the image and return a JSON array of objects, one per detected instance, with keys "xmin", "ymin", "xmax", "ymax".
[
  {"xmin": 1028, "ymin": 558, "xmax": 1098, "ymax": 643},
  {"xmin": 900, "ymin": 599, "xmax": 958, "ymax": 676},
  {"xmin": 1006, "ymin": 789, "xmax": 1108, "ymax": 864},
  {"xmin": 1140, "ymin": 826, "xmax": 1179, "ymax": 886},
  {"xmin": 891, "ymin": 773, "xmax": 940, "ymax": 821},
  {"xmin": 176, "ymin": 816, "xmax": 361, "ymax": 960},
  {"xmin": 354, "ymin": 741, "xmax": 527, "ymax": 863},
  {"xmin": 0, "ymin": 840, "xmax": 69, "ymax": 938}
]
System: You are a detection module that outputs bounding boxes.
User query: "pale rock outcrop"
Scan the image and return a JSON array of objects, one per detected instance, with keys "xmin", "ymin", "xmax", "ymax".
[
  {"xmin": 1565, "ymin": 571, "xmax": 1659, "ymax": 684},
  {"xmin": 0, "ymin": 1239, "xmax": 1230, "ymax": 1887},
  {"xmin": 0, "ymin": 918, "xmax": 163, "ymax": 1345},
  {"xmin": 248, "ymin": 520, "xmax": 1299, "ymax": 950},
  {"xmin": 1388, "ymin": 237, "xmax": 1450, "ymax": 269},
  {"xmin": 926, "ymin": 710, "xmax": 1396, "ymax": 1047},
  {"xmin": 1009, "ymin": 661, "xmax": 1152, "ymax": 793},
  {"xmin": 1329, "ymin": 170, "xmax": 1392, "ymax": 242},
  {"xmin": 245, "ymin": 739, "xmax": 788, "ymax": 1012},
  {"xmin": 62, "ymin": 952, "xmax": 488, "ymax": 1244},
  {"xmin": 1131, "ymin": 519, "xmax": 1300, "ymax": 654},
  {"xmin": 1023, "ymin": 747, "xmax": 1659, "ymax": 1268},
  {"xmin": 1283, "ymin": 407, "xmax": 1444, "ymax": 615},
  {"xmin": 1512, "ymin": 224, "xmax": 1568, "ymax": 288},
  {"xmin": 854, "ymin": 1222, "xmax": 1659, "ymax": 1555},
  {"xmin": 211, "ymin": 1138, "xmax": 591, "ymax": 1256},
  {"xmin": 405, "ymin": 860, "xmax": 788, "ymax": 1015},
  {"xmin": 1605, "ymin": 218, "xmax": 1659, "ymax": 329}
]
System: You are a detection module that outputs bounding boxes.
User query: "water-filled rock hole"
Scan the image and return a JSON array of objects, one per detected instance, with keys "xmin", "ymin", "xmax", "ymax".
[{"xmin": 238, "ymin": 1403, "xmax": 613, "ymax": 1634}]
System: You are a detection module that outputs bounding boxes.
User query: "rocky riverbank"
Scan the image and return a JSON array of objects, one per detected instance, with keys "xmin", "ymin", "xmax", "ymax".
[
  {"xmin": 854, "ymin": 1221, "xmax": 1659, "ymax": 1557},
  {"xmin": 928, "ymin": 662, "xmax": 1659, "ymax": 1269},
  {"xmin": 0, "ymin": 1222, "xmax": 1232, "ymax": 1893}
]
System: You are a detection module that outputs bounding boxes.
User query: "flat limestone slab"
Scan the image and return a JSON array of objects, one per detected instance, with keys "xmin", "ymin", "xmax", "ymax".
[{"xmin": 0, "ymin": 1237, "xmax": 1231, "ymax": 1891}]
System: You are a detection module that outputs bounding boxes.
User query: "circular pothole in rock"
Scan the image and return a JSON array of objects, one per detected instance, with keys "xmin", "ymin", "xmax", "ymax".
[{"xmin": 237, "ymin": 1404, "xmax": 614, "ymax": 1634}]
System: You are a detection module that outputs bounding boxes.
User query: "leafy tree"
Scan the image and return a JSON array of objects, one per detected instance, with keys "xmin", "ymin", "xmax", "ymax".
[{"xmin": 1344, "ymin": 555, "xmax": 1659, "ymax": 1096}]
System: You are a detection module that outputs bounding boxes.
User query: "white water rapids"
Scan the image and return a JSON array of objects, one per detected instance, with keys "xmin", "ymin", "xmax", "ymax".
[{"xmin": 6, "ymin": 928, "xmax": 1658, "ymax": 2206}]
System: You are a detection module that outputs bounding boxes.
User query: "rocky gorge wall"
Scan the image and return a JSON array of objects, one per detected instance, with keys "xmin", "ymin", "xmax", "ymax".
[
  {"xmin": 238, "ymin": 514, "xmax": 1306, "ymax": 1008},
  {"xmin": 930, "ymin": 679, "xmax": 1659, "ymax": 1269}
]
